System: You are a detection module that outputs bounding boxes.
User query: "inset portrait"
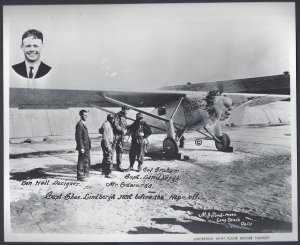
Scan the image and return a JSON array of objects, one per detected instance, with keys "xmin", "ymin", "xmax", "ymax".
[{"xmin": 12, "ymin": 29, "xmax": 51, "ymax": 79}]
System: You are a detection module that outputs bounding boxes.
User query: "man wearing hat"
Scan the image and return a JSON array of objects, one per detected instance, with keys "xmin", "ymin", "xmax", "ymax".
[
  {"xmin": 112, "ymin": 106, "xmax": 129, "ymax": 171},
  {"xmin": 99, "ymin": 114, "xmax": 115, "ymax": 178},
  {"xmin": 127, "ymin": 113, "xmax": 152, "ymax": 172}
]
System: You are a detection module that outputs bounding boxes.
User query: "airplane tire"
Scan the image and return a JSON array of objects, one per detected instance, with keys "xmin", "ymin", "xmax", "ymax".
[
  {"xmin": 163, "ymin": 137, "xmax": 179, "ymax": 159},
  {"xmin": 215, "ymin": 133, "xmax": 231, "ymax": 151}
]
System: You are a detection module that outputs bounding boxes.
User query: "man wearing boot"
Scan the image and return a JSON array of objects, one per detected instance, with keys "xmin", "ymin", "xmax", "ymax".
[
  {"xmin": 127, "ymin": 113, "xmax": 152, "ymax": 172},
  {"xmin": 112, "ymin": 106, "xmax": 129, "ymax": 172},
  {"xmin": 99, "ymin": 114, "xmax": 115, "ymax": 178}
]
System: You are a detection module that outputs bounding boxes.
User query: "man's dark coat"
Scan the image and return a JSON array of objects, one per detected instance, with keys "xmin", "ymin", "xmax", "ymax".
[
  {"xmin": 12, "ymin": 61, "xmax": 51, "ymax": 78},
  {"xmin": 75, "ymin": 120, "xmax": 91, "ymax": 151}
]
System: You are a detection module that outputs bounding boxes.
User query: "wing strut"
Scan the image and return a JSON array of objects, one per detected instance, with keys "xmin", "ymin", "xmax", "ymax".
[
  {"xmin": 104, "ymin": 95, "xmax": 169, "ymax": 122},
  {"xmin": 170, "ymin": 97, "xmax": 184, "ymax": 120},
  {"xmin": 202, "ymin": 127, "xmax": 221, "ymax": 143},
  {"xmin": 103, "ymin": 94, "xmax": 185, "ymax": 159},
  {"xmin": 93, "ymin": 105, "xmax": 165, "ymax": 132}
]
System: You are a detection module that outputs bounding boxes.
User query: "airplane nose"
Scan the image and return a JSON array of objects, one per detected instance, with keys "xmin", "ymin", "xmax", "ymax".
[{"xmin": 223, "ymin": 96, "xmax": 232, "ymax": 109}]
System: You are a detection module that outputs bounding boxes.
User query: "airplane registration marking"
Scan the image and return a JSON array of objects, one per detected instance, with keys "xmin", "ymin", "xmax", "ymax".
[{"xmin": 184, "ymin": 99, "xmax": 207, "ymax": 111}]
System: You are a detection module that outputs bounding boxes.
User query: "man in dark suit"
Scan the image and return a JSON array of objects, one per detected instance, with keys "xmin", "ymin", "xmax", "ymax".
[
  {"xmin": 75, "ymin": 110, "xmax": 91, "ymax": 181},
  {"xmin": 12, "ymin": 29, "xmax": 51, "ymax": 79}
]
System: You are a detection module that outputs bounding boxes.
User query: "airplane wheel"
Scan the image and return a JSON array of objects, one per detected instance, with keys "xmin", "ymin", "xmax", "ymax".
[
  {"xmin": 215, "ymin": 133, "xmax": 231, "ymax": 151},
  {"xmin": 163, "ymin": 137, "xmax": 179, "ymax": 159}
]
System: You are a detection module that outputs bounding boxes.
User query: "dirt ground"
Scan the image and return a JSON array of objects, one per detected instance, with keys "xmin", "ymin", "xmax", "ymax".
[{"xmin": 8, "ymin": 125, "xmax": 293, "ymax": 235}]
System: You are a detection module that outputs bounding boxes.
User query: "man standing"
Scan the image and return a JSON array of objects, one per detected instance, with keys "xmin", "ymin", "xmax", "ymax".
[
  {"xmin": 75, "ymin": 110, "xmax": 91, "ymax": 181},
  {"xmin": 127, "ymin": 113, "xmax": 152, "ymax": 172},
  {"xmin": 12, "ymin": 29, "xmax": 51, "ymax": 79},
  {"xmin": 99, "ymin": 114, "xmax": 114, "ymax": 178},
  {"xmin": 112, "ymin": 106, "xmax": 129, "ymax": 172}
]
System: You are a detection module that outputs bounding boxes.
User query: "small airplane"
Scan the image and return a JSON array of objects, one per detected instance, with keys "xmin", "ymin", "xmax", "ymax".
[{"xmin": 10, "ymin": 75, "xmax": 289, "ymax": 159}]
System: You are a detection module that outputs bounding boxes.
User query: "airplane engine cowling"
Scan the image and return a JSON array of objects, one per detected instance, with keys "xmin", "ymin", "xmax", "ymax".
[
  {"xmin": 223, "ymin": 96, "xmax": 232, "ymax": 109},
  {"xmin": 218, "ymin": 95, "xmax": 232, "ymax": 121}
]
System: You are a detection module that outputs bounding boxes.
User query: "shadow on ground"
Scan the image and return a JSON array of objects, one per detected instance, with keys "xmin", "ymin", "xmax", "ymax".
[
  {"xmin": 10, "ymin": 168, "xmax": 53, "ymax": 181},
  {"xmin": 146, "ymin": 151, "xmax": 167, "ymax": 161},
  {"xmin": 146, "ymin": 151, "xmax": 187, "ymax": 161},
  {"xmin": 128, "ymin": 205, "xmax": 292, "ymax": 234},
  {"xmin": 10, "ymin": 163, "xmax": 103, "ymax": 181},
  {"xmin": 10, "ymin": 150, "xmax": 77, "ymax": 159}
]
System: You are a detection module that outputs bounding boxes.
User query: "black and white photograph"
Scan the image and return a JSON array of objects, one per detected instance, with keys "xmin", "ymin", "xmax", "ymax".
[{"xmin": 3, "ymin": 2, "xmax": 297, "ymax": 242}]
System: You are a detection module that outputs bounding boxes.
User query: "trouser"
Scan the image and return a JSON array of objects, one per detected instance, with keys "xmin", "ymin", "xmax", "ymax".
[
  {"xmin": 101, "ymin": 140, "xmax": 113, "ymax": 175},
  {"xmin": 77, "ymin": 150, "xmax": 90, "ymax": 180},
  {"xmin": 112, "ymin": 137, "xmax": 123, "ymax": 167},
  {"xmin": 129, "ymin": 142, "xmax": 145, "ymax": 168}
]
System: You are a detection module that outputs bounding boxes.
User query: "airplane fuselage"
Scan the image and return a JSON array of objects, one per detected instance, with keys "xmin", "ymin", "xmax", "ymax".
[{"xmin": 161, "ymin": 93, "xmax": 232, "ymax": 132}]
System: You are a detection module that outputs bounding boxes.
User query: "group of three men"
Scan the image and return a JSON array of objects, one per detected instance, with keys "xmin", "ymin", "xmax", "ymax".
[{"xmin": 75, "ymin": 106, "xmax": 152, "ymax": 181}]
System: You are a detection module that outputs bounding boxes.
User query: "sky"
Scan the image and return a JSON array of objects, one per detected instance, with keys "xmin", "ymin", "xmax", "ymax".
[{"xmin": 3, "ymin": 2, "xmax": 295, "ymax": 90}]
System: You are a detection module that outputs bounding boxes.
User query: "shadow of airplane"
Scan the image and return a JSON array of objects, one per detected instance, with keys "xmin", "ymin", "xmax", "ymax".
[
  {"xmin": 128, "ymin": 205, "xmax": 292, "ymax": 234},
  {"xmin": 10, "ymin": 163, "xmax": 104, "ymax": 181},
  {"xmin": 10, "ymin": 150, "xmax": 77, "ymax": 159}
]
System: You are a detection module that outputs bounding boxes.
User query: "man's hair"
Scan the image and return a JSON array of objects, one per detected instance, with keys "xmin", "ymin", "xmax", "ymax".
[
  {"xmin": 79, "ymin": 110, "xmax": 87, "ymax": 116},
  {"xmin": 22, "ymin": 29, "xmax": 43, "ymax": 43},
  {"xmin": 121, "ymin": 105, "xmax": 129, "ymax": 111},
  {"xmin": 107, "ymin": 114, "xmax": 114, "ymax": 120},
  {"xmin": 136, "ymin": 113, "xmax": 143, "ymax": 119}
]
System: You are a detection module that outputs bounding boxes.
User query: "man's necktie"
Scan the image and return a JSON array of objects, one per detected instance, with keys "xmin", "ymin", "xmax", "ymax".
[{"xmin": 29, "ymin": 66, "xmax": 34, "ymax": 79}]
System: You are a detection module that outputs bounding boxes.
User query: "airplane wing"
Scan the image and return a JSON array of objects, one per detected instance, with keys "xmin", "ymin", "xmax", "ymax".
[
  {"xmin": 161, "ymin": 73, "xmax": 290, "ymax": 95},
  {"xmin": 9, "ymin": 88, "xmax": 189, "ymax": 109},
  {"xmin": 9, "ymin": 87, "xmax": 290, "ymax": 138},
  {"xmin": 10, "ymin": 88, "xmax": 289, "ymax": 110},
  {"xmin": 223, "ymin": 93, "xmax": 290, "ymax": 108}
]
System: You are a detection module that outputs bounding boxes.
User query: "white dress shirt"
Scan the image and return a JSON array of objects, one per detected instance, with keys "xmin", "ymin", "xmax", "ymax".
[{"xmin": 25, "ymin": 60, "xmax": 41, "ymax": 79}]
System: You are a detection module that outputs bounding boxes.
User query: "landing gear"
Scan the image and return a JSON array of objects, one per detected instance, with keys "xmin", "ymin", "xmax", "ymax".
[
  {"xmin": 163, "ymin": 137, "xmax": 179, "ymax": 159},
  {"xmin": 215, "ymin": 133, "xmax": 231, "ymax": 151},
  {"xmin": 196, "ymin": 128, "xmax": 233, "ymax": 152}
]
